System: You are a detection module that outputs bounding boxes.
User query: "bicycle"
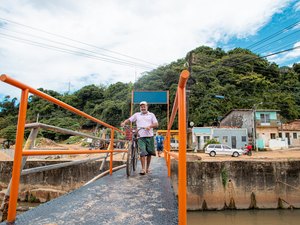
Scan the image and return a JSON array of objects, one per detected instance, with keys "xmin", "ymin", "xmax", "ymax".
[{"xmin": 123, "ymin": 126, "xmax": 145, "ymax": 176}]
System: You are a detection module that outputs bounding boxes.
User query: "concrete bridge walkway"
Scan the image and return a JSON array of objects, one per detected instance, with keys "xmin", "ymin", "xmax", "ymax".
[{"xmin": 3, "ymin": 157, "xmax": 178, "ymax": 225}]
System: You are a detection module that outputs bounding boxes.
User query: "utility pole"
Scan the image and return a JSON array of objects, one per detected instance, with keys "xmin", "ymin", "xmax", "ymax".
[
  {"xmin": 36, "ymin": 113, "xmax": 39, "ymax": 123},
  {"xmin": 186, "ymin": 52, "xmax": 195, "ymax": 127},
  {"xmin": 186, "ymin": 52, "xmax": 195, "ymax": 149},
  {"xmin": 253, "ymin": 102, "xmax": 263, "ymax": 151},
  {"xmin": 253, "ymin": 107, "xmax": 256, "ymax": 151}
]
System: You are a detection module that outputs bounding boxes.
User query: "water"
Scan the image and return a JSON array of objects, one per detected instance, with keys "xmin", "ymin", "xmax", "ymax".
[{"xmin": 188, "ymin": 210, "xmax": 300, "ymax": 225}]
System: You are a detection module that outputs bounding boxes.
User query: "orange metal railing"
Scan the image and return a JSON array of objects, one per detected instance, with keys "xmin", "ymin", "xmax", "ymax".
[
  {"xmin": 0, "ymin": 74, "xmax": 126, "ymax": 223},
  {"xmin": 164, "ymin": 70, "xmax": 189, "ymax": 225}
]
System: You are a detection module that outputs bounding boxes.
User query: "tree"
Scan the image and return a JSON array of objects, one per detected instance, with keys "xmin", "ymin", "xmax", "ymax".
[{"xmin": 0, "ymin": 96, "xmax": 18, "ymax": 117}]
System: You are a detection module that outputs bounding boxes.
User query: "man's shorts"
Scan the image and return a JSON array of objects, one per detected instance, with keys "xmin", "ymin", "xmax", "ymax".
[{"xmin": 138, "ymin": 137, "xmax": 156, "ymax": 157}]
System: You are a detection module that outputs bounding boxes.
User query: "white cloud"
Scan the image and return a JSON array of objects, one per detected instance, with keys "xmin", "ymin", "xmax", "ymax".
[{"xmin": 0, "ymin": 0, "xmax": 294, "ymax": 99}]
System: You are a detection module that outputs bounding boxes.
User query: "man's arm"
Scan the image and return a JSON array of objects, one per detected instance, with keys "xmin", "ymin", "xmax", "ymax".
[
  {"xmin": 120, "ymin": 119, "xmax": 130, "ymax": 127},
  {"xmin": 145, "ymin": 122, "xmax": 158, "ymax": 130}
]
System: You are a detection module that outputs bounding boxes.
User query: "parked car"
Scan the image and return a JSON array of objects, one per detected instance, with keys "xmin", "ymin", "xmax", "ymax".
[
  {"xmin": 205, "ymin": 144, "xmax": 245, "ymax": 157},
  {"xmin": 170, "ymin": 139, "xmax": 179, "ymax": 149}
]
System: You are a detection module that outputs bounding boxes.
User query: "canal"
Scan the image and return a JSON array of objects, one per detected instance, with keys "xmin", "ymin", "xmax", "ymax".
[{"xmin": 188, "ymin": 209, "xmax": 300, "ymax": 225}]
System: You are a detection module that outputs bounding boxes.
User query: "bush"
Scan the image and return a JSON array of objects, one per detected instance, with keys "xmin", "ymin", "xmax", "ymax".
[{"xmin": 64, "ymin": 136, "xmax": 83, "ymax": 144}]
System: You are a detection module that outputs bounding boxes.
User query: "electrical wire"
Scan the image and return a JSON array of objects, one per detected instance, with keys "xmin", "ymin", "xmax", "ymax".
[
  {"xmin": 0, "ymin": 26, "xmax": 156, "ymax": 69},
  {"xmin": 246, "ymin": 20, "xmax": 300, "ymax": 50},
  {"xmin": 252, "ymin": 29, "xmax": 300, "ymax": 53},
  {"xmin": 0, "ymin": 32, "xmax": 154, "ymax": 70},
  {"xmin": 0, "ymin": 17, "xmax": 159, "ymax": 68}
]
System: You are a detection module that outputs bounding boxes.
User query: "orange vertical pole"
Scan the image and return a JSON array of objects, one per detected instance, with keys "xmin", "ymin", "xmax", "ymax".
[
  {"xmin": 178, "ymin": 70, "xmax": 189, "ymax": 225},
  {"xmin": 7, "ymin": 89, "xmax": 29, "ymax": 223},
  {"xmin": 109, "ymin": 128, "xmax": 115, "ymax": 175},
  {"xmin": 178, "ymin": 86, "xmax": 187, "ymax": 225}
]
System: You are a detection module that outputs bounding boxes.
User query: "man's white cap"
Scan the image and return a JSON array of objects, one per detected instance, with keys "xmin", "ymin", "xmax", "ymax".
[{"xmin": 139, "ymin": 101, "xmax": 148, "ymax": 106}]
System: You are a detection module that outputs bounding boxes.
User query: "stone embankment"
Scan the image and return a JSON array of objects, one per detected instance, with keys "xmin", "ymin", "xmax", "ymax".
[{"xmin": 171, "ymin": 155, "xmax": 300, "ymax": 210}]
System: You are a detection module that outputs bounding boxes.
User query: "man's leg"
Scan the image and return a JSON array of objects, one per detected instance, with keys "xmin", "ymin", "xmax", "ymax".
[
  {"xmin": 138, "ymin": 138, "xmax": 148, "ymax": 175},
  {"xmin": 140, "ymin": 156, "xmax": 146, "ymax": 174},
  {"xmin": 146, "ymin": 155, "xmax": 151, "ymax": 173}
]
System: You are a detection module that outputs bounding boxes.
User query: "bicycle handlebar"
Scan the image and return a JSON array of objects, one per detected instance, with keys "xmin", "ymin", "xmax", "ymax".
[{"xmin": 122, "ymin": 125, "xmax": 147, "ymax": 132}]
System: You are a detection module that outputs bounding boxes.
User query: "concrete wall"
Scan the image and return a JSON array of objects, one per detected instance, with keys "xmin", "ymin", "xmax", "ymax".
[
  {"xmin": 0, "ymin": 160, "xmax": 124, "ymax": 192},
  {"xmin": 171, "ymin": 160, "xmax": 300, "ymax": 210}
]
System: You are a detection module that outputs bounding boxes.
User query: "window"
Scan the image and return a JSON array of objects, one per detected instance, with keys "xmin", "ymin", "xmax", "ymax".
[
  {"xmin": 241, "ymin": 136, "xmax": 246, "ymax": 142},
  {"xmin": 223, "ymin": 136, "xmax": 228, "ymax": 143},
  {"xmin": 293, "ymin": 133, "xmax": 297, "ymax": 139},
  {"xmin": 270, "ymin": 133, "xmax": 276, "ymax": 139},
  {"xmin": 279, "ymin": 133, "xmax": 282, "ymax": 138},
  {"xmin": 260, "ymin": 113, "xmax": 270, "ymax": 124},
  {"xmin": 204, "ymin": 136, "xmax": 210, "ymax": 143},
  {"xmin": 213, "ymin": 136, "xmax": 219, "ymax": 141},
  {"xmin": 215, "ymin": 144, "xmax": 222, "ymax": 149}
]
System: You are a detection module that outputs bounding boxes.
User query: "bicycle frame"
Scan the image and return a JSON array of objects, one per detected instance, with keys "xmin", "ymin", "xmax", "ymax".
[{"xmin": 124, "ymin": 126, "xmax": 145, "ymax": 176}]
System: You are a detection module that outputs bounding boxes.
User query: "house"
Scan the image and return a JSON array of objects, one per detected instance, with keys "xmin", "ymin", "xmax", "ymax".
[
  {"xmin": 192, "ymin": 127, "xmax": 248, "ymax": 150},
  {"xmin": 281, "ymin": 120, "xmax": 300, "ymax": 147},
  {"xmin": 192, "ymin": 127, "xmax": 211, "ymax": 150},
  {"xmin": 220, "ymin": 109, "xmax": 287, "ymax": 150},
  {"xmin": 255, "ymin": 109, "xmax": 282, "ymax": 149},
  {"xmin": 219, "ymin": 109, "xmax": 254, "ymax": 139}
]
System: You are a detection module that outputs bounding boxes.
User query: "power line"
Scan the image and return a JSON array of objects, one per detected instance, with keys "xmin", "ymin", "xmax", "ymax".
[
  {"xmin": 261, "ymin": 45, "xmax": 300, "ymax": 58},
  {"xmin": 0, "ymin": 26, "xmax": 156, "ymax": 69},
  {"xmin": 192, "ymin": 44, "xmax": 299, "ymax": 79},
  {"xmin": 252, "ymin": 29, "xmax": 300, "ymax": 53},
  {"xmin": 0, "ymin": 17, "xmax": 159, "ymax": 67},
  {"xmin": 0, "ymin": 32, "xmax": 154, "ymax": 70},
  {"xmin": 246, "ymin": 20, "xmax": 300, "ymax": 50}
]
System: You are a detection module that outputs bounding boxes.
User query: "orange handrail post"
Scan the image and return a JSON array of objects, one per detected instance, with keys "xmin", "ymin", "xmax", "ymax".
[
  {"xmin": 166, "ymin": 70, "xmax": 189, "ymax": 225},
  {"xmin": 7, "ymin": 89, "xmax": 29, "ymax": 223},
  {"xmin": 178, "ymin": 70, "xmax": 189, "ymax": 225},
  {"xmin": 109, "ymin": 129, "xmax": 115, "ymax": 175}
]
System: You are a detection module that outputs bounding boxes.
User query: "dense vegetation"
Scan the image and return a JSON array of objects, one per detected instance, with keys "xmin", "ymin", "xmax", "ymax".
[{"xmin": 1, "ymin": 46, "xmax": 300, "ymax": 141}]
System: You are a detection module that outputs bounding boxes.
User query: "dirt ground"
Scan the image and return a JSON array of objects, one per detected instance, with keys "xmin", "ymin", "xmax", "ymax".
[
  {"xmin": 194, "ymin": 148, "xmax": 300, "ymax": 161},
  {"xmin": 1, "ymin": 143, "xmax": 300, "ymax": 162}
]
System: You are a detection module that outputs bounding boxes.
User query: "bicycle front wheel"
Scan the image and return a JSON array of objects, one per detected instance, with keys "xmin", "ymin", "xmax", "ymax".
[
  {"xmin": 126, "ymin": 141, "xmax": 134, "ymax": 176},
  {"xmin": 132, "ymin": 142, "xmax": 139, "ymax": 172}
]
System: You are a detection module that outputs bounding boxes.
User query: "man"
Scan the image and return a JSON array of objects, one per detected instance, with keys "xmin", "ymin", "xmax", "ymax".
[
  {"xmin": 246, "ymin": 144, "xmax": 253, "ymax": 156},
  {"xmin": 155, "ymin": 133, "xmax": 164, "ymax": 157},
  {"xmin": 121, "ymin": 101, "xmax": 158, "ymax": 175}
]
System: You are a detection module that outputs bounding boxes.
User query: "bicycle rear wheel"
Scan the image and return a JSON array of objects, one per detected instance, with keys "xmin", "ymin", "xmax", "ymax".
[{"xmin": 126, "ymin": 142, "xmax": 134, "ymax": 176}]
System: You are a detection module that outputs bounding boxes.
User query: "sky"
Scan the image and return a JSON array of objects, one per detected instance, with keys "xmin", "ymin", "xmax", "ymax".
[{"xmin": 0, "ymin": 0, "xmax": 300, "ymax": 100}]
